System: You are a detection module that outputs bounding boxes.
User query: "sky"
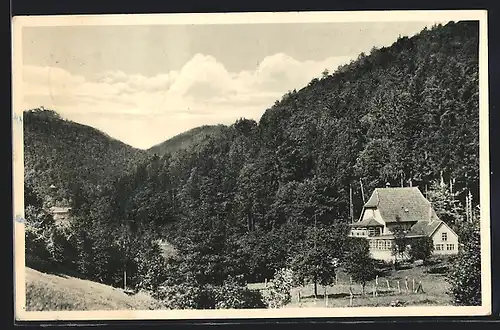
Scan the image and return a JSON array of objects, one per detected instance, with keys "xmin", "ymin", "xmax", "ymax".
[{"xmin": 21, "ymin": 21, "xmax": 446, "ymax": 149}]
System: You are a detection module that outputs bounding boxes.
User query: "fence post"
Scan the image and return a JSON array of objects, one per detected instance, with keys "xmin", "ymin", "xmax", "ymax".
[
  {"xmin": 325, "ymin": 286, "xmax": 328, "ymax": 307},
  {"xmin": 397, "ymin": 280, "xmax": 401, "ymax": 294},
  {"xmin": 349, "ymin": 285, "xmax": 354, "ymax": 307},
  {"xmin": 415, "ymin": 280, "xmax": 424, "ymax": 294},
  {"xmin": 412, "ymin": 278, "xmax": 415, "ymax": 293},
  {"xmin": 405, "ymin": 277, "xmax": 409, "ymax": 294},
  {"xmin": 386, "ymin": 279, "xmax": 391, "ymax": 291}
]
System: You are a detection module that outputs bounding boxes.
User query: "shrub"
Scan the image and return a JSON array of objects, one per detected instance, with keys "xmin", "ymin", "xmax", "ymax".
[
  {"xmin": 213, "ymin": 278, "xmax": 266, "ymax": 309},
  {"xmin": 156, "ymin": 283, "xmax": 213, "ymax": 309},
  {"xmin": 344, "ymin": 238, "xmax": 377, "ymax": 295},
  {"xmin": 156, "ymin": 276, "xmax": 266, "ymax": 310},
  {"xmin": 426, "ymin": 265, "xmax": 449, "ymax": 274},
  {"xmin": 409, "ymin": 236, "xmax": 434, "ymax": 263},
  {"xmin": 447, "ymin": 226, "xmax": 481, "ymax": 306},
  {"xmin": 262, "ymin": 268, "xmax": 294, "ymax": 308},
  {"xmin": 25, "ymin": 225, "xmax": 51, "ymax": 261}
]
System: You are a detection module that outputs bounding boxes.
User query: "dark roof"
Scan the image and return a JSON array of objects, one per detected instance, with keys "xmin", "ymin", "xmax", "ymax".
[
  {"xmin": 407, "ymin": 219, "xmax": 443, "ymax": 237},
  {"xmin": 350, "ymin": 217, "xmax": 383, "ymax": 227},
  {"xmin": 363, "ymin": 187, "xmax": 440, "ymax": 223},
  {"xmin": 50, "ymin": 206, "xmax": 72, "ymax": 214}
]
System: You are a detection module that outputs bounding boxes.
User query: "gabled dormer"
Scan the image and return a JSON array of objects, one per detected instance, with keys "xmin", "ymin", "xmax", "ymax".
[{"xmin": 349, "ymin": 186, "xmax": 440, "ymax": 236}]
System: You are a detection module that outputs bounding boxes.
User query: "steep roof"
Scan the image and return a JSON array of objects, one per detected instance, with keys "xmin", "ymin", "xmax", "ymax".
[
  {"xmin": 407, "ymin": 219, "xmax": 443, "ymax": 237},
  {"xmin": 50, "ymin": 206, "xmax": 72, "ymax": 214},
  {"xmin": 363, "ymin": 187, "xmax": 440, "ymax": 223},
  {"xmin": 350, "ymin": 217, "xmax": 383, "ymax": 227}
]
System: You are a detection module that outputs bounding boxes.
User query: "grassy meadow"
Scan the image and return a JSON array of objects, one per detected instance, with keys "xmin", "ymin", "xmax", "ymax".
[
  {"xmin": 25, "ymin": 267, "xmax": 161, "ymax": 311},
  {"xmin": 24, "ymin": 256, "xmax": 454, "ymax": 311},
  {"xmin": 248, "ymin": 260, "xmax": 453, "ymax": 308}
]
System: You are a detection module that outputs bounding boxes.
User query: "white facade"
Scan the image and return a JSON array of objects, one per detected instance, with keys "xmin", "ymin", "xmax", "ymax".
[{"xmin": 430, "ymin": 222, "xmax": 459, "ymax": 255}]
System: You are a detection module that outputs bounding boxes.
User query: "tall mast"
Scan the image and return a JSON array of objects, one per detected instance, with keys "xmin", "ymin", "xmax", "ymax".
[{"xmin": 349, "ymin": 183, "xmax": 354, "ymax": 223}]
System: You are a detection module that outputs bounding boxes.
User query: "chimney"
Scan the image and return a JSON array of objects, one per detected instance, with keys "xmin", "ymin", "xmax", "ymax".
[{"xmin": 428, "ymin": 204, "xmax": 433, "ymax": 223}]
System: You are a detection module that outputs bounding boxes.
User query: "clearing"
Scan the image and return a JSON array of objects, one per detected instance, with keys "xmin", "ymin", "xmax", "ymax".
[{"xmin": 248, "ymin": 261, "xmax": 454, "ymax": 308}]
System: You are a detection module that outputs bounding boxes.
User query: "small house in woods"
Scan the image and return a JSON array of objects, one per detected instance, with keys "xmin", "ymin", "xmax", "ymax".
[
  {"xmin": 348, "ymin": 186, "xmax": 459, "ymax": 262},
  {"xmin": 49, "ymin": 206, "xmax": 72, "ymax": 227}
]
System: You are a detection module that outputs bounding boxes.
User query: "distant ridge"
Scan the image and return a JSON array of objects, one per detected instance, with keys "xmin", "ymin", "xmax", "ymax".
[{"xmin": 147, "ymin": 124, "xmax": 226, "ymax": 156}]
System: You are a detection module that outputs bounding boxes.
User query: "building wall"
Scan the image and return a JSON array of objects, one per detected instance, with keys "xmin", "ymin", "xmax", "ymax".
[
  {"xmin": 369, "ymin": 249, "xmax": 394, "ymax": 262},
  {"xmin": 361, "ymin": 208, "xmax": 375, "ymax": 220},
  {"xmin": 360, "ymin": 208, "xmax": 390, "ymax": 235},
  {"xmin": 368, "ymin": 238, "xmax": 394, "ymax": 262},
  {"xmin": 431, "ymin": 223, "xmax": 459, "ymax": 255}
]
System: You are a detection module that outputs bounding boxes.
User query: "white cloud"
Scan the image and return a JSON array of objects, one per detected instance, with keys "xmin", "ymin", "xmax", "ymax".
[{"xmin": 21, "ymin": 52, "xmax": 355, "ymax": 149}]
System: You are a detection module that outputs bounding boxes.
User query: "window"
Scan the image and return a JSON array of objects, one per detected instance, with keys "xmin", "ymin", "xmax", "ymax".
[
  {"xmin": 387, "ymin": 240, "xmax": 392, "ymax": 250},
  {"xmin": 435, "ymin": 244, "xmax": 444, "ymax": 251},
  {"xmin": 377, "ymin": 240, "xmax": 383, "ymax": 250},
  {"xmin": 447, "ymin": 244, "xmax": 455, "ymax": 251},
  {"xmin": 441, "ymin": 232, "xmax": 448, "ymax": 242}
]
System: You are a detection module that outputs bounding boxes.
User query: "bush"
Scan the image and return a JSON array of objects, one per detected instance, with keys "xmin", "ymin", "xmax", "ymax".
[
  {"xmin": 425, "ymin": 265, "xmax": 449, "ymax": 274},
  {"xmin": 447, "ymin": 226, "xmax": 481, "ymax": 306},
  {"xmin": 394, "ymin": 261, "xmax": 413, "ymax": 270},
  {"xmin": 156, "ymin": 283, "xmax": 214, "ymax": 309},
  {"xmin": 374, "ymin": 260, "xmax": 394, "ymax": 276},
  {"xmin": 261, "ymin": 268, "xmax": 294, "ymax": 308},
  {"xmin": 409, "ymin": 237, "xmax": 434, "ymax": 263},
  {"xmin": 213, "ymin": 278, "xmax": 266, "ymax": 309},
  {"xmin": 25, "ymin": 225, "xmax": 51, "ymax": 261},
  {"xmin": 156, "ymin": 277, "xmax": 266, "ymax": 310}
]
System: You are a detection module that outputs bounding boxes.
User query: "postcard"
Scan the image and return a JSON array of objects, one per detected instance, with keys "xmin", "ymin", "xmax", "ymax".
[{"xmin": 12, "ymin": 9, "xmax": 491, "ymax": 321}]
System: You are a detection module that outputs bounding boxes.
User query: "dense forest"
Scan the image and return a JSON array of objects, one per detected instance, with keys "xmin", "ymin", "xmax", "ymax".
[
  {"xmin": 23, "ymin": 21, "xmax": 481, "ymax": 308},
  {"xmin": 23, "ymin": 109, "xmax": 149, "ymax": 206}
]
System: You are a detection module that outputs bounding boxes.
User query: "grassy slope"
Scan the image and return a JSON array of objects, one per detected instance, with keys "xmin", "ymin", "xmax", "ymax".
[
  {"xmin": 25, "ymin": 267, "xmax": 162, "ymax": 311},
  {"xmin": 248, "ymin": 264, "xmax": 453, "ymax": 308}
]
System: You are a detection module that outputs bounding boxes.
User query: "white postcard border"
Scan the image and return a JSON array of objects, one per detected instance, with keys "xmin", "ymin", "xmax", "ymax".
[{"xmin": 12, "ymin": 9, "xmax": 491, "ymax": 321}]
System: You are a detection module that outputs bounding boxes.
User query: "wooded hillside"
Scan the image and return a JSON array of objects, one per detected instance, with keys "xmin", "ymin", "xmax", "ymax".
[{"xmin": 23, "ymin": 109, "xmax": 149, "ymax": 206}]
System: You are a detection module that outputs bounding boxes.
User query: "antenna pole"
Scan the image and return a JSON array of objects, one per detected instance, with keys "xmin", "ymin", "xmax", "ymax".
[
  {"xmin": 360, "ymin": 178, "xmax": 366, "ymax": 204},
  {"xmin": 349, "ymin": 183, "xmax": 354, "ymax": 223}
]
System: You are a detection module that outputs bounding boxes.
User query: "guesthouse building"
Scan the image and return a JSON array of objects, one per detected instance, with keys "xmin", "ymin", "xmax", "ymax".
[{"xmin": 348, "ymin": 186, "xmax": 459, "ymax": 262}]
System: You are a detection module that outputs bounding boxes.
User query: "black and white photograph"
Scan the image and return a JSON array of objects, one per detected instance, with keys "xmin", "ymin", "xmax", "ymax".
[{"xmin": 12, "ymin": 10, "xmax": 491, "ymax": 321}]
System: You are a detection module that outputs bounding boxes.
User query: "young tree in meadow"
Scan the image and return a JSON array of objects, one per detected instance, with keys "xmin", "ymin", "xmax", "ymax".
[
  {"xmin": 291, "ymin": 223, "xmax": 345, "ymax": 297},
  {"xmin": 391, "ymin": 216, "xmax": 409, "ymax": 264},
  {"xmin": 262, "ymin": 268, "xmax": 294, "ymax": 308},
  {"xmin": 344, "ymin": 238, "xmax": 377, "ymax": 295},
  {"xmin": 409, "ymin": 236, "xmax": 434, "ymax": 264}
]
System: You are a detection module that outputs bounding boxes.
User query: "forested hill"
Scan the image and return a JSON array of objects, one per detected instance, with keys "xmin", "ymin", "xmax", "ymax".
[
  {"xmin": 148, "ymin": 125, "xmax": 225, "ymax": 156},
  {"xmin": 252, "ymin": 20, "xmax": 480, "ymax": 211},
  {"xmin": 23, "ymin": 109, "xmax": 149, "ymax": 206},
  {"xmin": 24, "ymin": 21, "xmax": 480, "ymax": 291}
]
